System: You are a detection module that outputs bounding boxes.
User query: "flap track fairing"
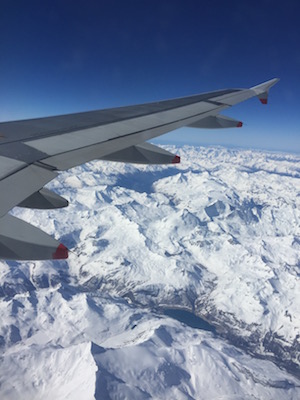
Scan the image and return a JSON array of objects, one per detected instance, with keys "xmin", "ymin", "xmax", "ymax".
[
  {"xmin": 0, "ymin": 214, "xmax": 68, "ymax": 260},
  {"xmin": 18, "ymin": 188, "xmax": 69, "ymax": 209},
  {"xmin": 100, "ymin": 142, "xmax": 180, "ymax": 164},
  {"xmin": 188, "ymin": 115, "xmax": 243, "ymax": 129}
]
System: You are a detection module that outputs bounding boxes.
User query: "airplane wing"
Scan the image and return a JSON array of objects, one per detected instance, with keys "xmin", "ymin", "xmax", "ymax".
[{"xmin": 0, "ymin": 78, "xmax": 279, "ymax": 260}]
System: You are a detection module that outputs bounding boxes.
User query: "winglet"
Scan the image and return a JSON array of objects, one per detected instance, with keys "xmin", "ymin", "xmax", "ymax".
[{"xmin": 250, "ymin": 78, "xmax": 279, "ymax": 105}]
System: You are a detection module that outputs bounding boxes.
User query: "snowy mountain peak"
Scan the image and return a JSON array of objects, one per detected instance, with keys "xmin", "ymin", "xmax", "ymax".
[{"xmin": 1, "ymin": 145, "xmax": 299, "ymax": 399}]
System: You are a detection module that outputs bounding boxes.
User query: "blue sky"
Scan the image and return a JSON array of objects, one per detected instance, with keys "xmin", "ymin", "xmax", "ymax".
[{"xmin": 0, "ymin": 0, "xmax": 299, "ymax": 152}]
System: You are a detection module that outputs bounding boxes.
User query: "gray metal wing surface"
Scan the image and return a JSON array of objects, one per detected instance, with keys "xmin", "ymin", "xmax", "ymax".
[{"xmin": 0, "ymin": 78, "xmax": 279, "ymax": 260}]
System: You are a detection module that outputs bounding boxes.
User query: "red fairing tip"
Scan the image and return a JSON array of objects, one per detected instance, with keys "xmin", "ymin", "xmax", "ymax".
[
  {"xmin": 53, "ymin": 243, "xmax": 69, "ymax": 259},
  {"xmin": 237, "ymin": 121, "xmax": 243, "ymax": 127},
  {"xmin": 259, "ymin": 98, "xmax": 268, "ymax": 104},
  {"xmin": 172, "ymin": 155, "xmax": 181, "ymax": 164}
]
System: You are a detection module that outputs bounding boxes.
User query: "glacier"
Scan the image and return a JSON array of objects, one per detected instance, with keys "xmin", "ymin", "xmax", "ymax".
[{"xmin": 0, "ymin": 145, "xmax": 299, "ymax": 399}]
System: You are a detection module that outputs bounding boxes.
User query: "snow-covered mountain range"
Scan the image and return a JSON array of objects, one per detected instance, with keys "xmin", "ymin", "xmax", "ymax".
[{"xmin": 0, "ymin": 145, "xmax": 299, "ymax": 399}]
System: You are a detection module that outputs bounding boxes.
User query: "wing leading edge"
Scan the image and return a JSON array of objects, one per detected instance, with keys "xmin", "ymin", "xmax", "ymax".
[{"xmin": 0, "ymin": 78, "xmax": 279, "ymax": 260}]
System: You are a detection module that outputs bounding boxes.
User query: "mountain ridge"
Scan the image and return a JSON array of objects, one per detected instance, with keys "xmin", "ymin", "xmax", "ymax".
[{"xmin": 1, "ymin": 145, "xmax": 299, "ymax": 399}]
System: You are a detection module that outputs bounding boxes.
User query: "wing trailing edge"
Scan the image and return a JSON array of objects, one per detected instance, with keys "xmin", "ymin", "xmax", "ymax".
[{"xmin": 0, "ymin": 214, "xmax": 68, "ymax": 260}]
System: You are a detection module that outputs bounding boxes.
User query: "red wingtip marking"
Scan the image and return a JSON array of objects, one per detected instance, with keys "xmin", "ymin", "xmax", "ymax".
[
  {"xmin": 260, "ymin": 98, "xmax": 268, "ymax": 104},
  {"xmin": 53, "ymin": 243, "xmax": 69, "ymax": 259},
  {"xmin": 237, "ymin": 121, "xmax": 243, "ymax": 127},
  {"xmin": 172, "ymin": 155, "xmax": 181, "ymax": 164}
]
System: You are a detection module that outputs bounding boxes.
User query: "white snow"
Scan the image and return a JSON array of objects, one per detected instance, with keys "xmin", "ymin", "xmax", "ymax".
[{"xmin": 0, "ymin": 145, "xmax": 299, "ymax": 399}]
